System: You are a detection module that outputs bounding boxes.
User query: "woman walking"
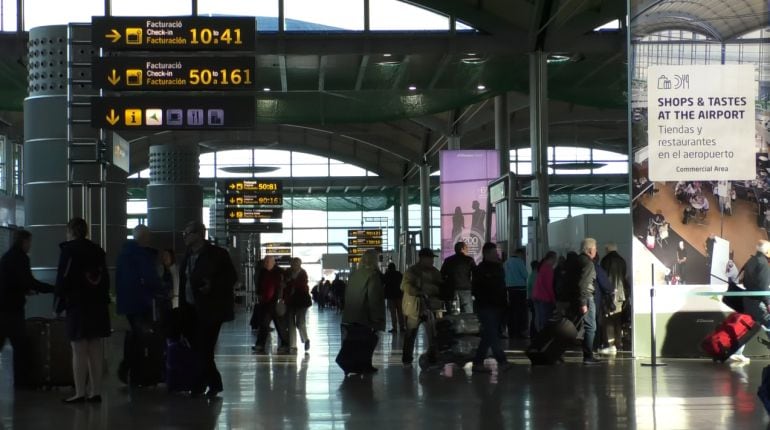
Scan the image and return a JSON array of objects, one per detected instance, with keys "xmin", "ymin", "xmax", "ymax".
[{"xmin": 56, "ymin": 218, "xmax": 111, "ymax": 403}]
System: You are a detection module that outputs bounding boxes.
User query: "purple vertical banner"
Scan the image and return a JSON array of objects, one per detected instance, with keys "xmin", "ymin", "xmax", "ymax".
[{"xmin": 440, "ymin": 150, "xmax": 500, "ymax": 263}]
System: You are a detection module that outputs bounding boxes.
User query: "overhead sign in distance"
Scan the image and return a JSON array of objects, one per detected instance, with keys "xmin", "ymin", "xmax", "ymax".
[
  {"xmin": 227, "ymin": 222, "xmax": 283, "ymax": 233},
  {"xmin": 226, "ymin": 194, "xmax": 284, "ymax": 206},
  {"xmin": 348, "ymin": 229, "xmax": 383, "ymax": 238},
  {"xmin": 225, "ymin": 208, "xmax": 283, "ymax": 220},
  {"xmin": 92, "ymin": 16, "xmax": 256, "ymax": 51},
  {"xmin": 348, "ymin": 238, "xmax": 383, "ymax": 247},
  {"xmin": 91, "ymin": 96, "xmax": 255, "ymax": 130},
  {"xmin": 93, "ymin": 57, "xmax": 255, "ymax": 91},
  {"xmin": 264, "ymin": 248, "xmax": 292, "ymax": 256},
  {"xmin": 348, "ymin": 255, "xmax": 362, "ymax": 265},
  {"xmin": 225, "ymin": 180, "xmax": 282, "ymax": 193},
  {"xmin": 349, "ymin": 247, "xmax": 383, "ymax": 256}
]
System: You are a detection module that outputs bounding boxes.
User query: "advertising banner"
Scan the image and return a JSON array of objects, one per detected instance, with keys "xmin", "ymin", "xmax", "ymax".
[
  {"xmin": 439, "ymin": 150, "xmax": 500, "ymax": 263},
  {"xmin": 647, "ymin": 65, "xmax": 755, "ymax": 181},
  {"xmin": 632, "ymin": 58, "xmax": 762, "ymax": 358}
]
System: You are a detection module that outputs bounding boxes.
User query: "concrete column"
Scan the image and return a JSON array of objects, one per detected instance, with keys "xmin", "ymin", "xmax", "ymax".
[
  {"xmin": 393, "ymin": 193, "xmax": 401, "ymax": 251},
  {"xmin": 419, "ymin": 162, "xmax": 431, "ymax": 249},
  {"xmin": 447, "ymin": 134, "xmax": 461, "ymax": 150},
  {"xmin": 147, "ymin": 143, "xmax": 202, "ymax": 255},
  {"xmin": 400, "ymin": 184, "xmax": 409, "ymax": 240},
  {"xmin": 529, "ymin": 51, "xmax": 550, "ymax": 258},
  {"xmin": 24, "ymin": 25, "xmax": 126, "ymax": 287},
  {"xmin": 494, "ymin": 95, "xmax": 511, "ymax": 178}
]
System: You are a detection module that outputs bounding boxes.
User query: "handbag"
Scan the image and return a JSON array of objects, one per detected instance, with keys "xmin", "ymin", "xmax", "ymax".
[
  {"xmin": 275, "ymin": 299, "xmax": 287, "ymax": 317},
  {"xmin": 723, "ymin": 266, "xmax": 745, "ymax": 313}
]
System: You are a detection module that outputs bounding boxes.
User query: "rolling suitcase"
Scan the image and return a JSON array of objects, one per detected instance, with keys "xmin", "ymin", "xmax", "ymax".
[
  {"xmin": 526, "ymin": 318, "xmax": 578, "ymax": 365},
  {"xmin": 336, "ymin": 323, "xmax": 378, "ymax": 376},
  {"xmin": 166, "ymin": 337, "xmax": 196, "ymax": 392},
  {"xmin": 701, "ymin": 312, "xmax": 759, "ymax": 362},
  {"xmin": 122, "ymin": 328, "xmax": 165, "ymax": 387},
  {"xmin": 24, "ymin": 318, "xmax": 73, "ymax": 387}
]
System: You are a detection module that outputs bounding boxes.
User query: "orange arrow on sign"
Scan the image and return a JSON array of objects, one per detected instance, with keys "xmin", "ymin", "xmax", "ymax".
[
  {"xmin": 228, "ymin": 183, "xmax": 236, "ymax": 190},
  {"xmin": 105, "ymin": 109, "xmax": 119, "ymax": 126},
  {"xmin": 107, "ymin": 69, "xmax": 121, "ymax": 85},
  {"xmin": 105, "ymin": 29, "xmax": 121, "ymax": 43},
  {"xmin": 229, "ymin": 197, "xmax": 235, "ymax": 204},
  {"xmin": 229, "ymin": 212, "xmax": 235, "ymax": 218}
]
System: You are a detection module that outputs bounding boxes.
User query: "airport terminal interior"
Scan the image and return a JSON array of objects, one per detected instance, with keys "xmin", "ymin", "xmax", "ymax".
[{"xmin": 0, "ymin": 0, "xmax": 770, "ymax": 429}]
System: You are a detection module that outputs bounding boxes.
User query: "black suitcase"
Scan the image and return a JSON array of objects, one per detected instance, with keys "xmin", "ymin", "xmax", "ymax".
[
  {"xmin": 526, "ymin": 318, "xmax": 578, "ymax": 365},
  {"xmin": 336, "ymin": 324, "xmax": 378, "ymax": 376},
  {"xmin": 23, "ymin": 318, "xmax": 73, "ymax": 387},
  {"xmin": 121, "ymin": 329, "xmax": 165, "ymax": 387}
]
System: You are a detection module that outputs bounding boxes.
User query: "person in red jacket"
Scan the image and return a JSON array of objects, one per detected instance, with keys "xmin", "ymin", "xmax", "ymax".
[
  {"xmin": 285, "ymin": 258, "xmax": 312, "ymax": 353},
  {"xmin": 532, "ymin": 251, "xmax": 558, "ymax": 332},
  {"xmin": 252, "ymin": 256, "xmax": 290, "ymax": 354}
]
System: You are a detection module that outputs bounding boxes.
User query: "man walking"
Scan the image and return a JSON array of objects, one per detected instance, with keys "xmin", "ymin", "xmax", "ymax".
[
  {"xmin": 401, "ymin": 248, "xmax": 443, "ymax": 367},
  {"xmin": 179, "ymin": 221, "xmax": 237, "ymax": 397},
  {"xmin": 504, "ymin": 248, "xmax": 529, "ymax": 338},
  {"xmin": 471, "ymin": 242, "xmax": 512, "ymax": 373},
  {"xmin": 441, "ymin": 242, "xmax": 476, "ymax": 313},
  {"xmin": 573, "ymin": 238, "xmax": 601, "ymax": 365}
]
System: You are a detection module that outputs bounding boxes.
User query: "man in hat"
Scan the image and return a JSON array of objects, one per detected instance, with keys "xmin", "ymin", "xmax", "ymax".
[{"xmin": 400, "ymin": 248, "xmax": 444, "ymax": 367}]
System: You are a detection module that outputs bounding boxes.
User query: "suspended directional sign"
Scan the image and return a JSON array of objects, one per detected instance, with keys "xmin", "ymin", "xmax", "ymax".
[
  {"xmin": 91, "ymin": 96, "xmax": 255, "ymax": 130},
  {"xmin": 228, "ymin": 222, "xmax": 283, "ymax": 233},
  {"xmin": 92, "ymin": 16, "xmax": 256, "ymax": 51},
  {"xmin": 225, "ymin": 180, "xmax": 283, "ymax": 193},
  {"xmin": 225, "ymin": 208, "xmax": 283, "ymax": 220},
  {"xmin": 348, "ymin": 237, "xmax": 383, "ymax": 247},
  {"xmin": 348, "ymin": 229, "xmax": 383, "ymax": 238},
  {"xmin": 92, "ymin": 57, "xmax": 256, "ymax": 91}
]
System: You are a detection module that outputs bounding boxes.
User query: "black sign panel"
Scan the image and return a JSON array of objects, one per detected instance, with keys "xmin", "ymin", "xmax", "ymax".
[
  {"xmin": 91, "ymin": 96, "xmax": 255, "ymax": 130},
  {"xmin": 348, "ymin": 238, "xmax": 383, "ymax": 247},
  {"xmin": 348, "ymin": 229, "xmax": 383, "ymax": 238},
  {"xmin": 349, "ymin": 246, "xmax": 383, "ymax": 255},
  {"xmin": 228, "ymin": 222, "xmax": 283, "ymax": 233},
  {"xmin": 92, "ymin": 16, "xmax": 256, "ymax": 51},
  {"xmin": 225, "ymin": 180, "xmax": 282, "ymax": 194},
  {"xmin": 225, "ymin": 208, "xmax": 283, "ymax": 220},
  {"xmin": 93, "ymin": 57, "xmax": 255, "ymax": 91}
]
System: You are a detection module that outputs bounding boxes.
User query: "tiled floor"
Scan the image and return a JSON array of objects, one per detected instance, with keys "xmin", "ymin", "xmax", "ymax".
[{"xmin": 1, "ymin": 307, "xmax": 769, "ymax": 429}]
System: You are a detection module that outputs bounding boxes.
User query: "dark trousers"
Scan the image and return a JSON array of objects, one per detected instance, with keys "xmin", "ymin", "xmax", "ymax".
[
  {"xmin": 193, "ymin": 319, "xmax": 223, "ymax": 393},
  {"xmin": 506, "ymin": 289, "xmax": 529, "ymax": 338},
  {"xmin": 474, "ymin": 307, "xmax": 507, "ymax": 365},
  {"xmin": 0, "ymin": 311, "xmax": 29, "ymax": 387},
  {"xmin": 255, "ymin": 303, "xmax": 289, "ymax": 349},
  {"xmin": 121, "ymin": 312, "xmax": 153, "ymax": 377},
  {"xmin": 402, "ymin": 317, "xmax": 436, "ymax": 365}
]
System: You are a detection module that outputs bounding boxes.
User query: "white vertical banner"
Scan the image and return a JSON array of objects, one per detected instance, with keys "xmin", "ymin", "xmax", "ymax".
[{"xmin": 647, "ymin": 65, "xmax": 756, "ymax": 181}]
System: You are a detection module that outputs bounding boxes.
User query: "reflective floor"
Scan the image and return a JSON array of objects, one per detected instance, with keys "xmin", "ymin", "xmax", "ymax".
[{"xmin": 1, "ymin": 307, "xmax": 769, "ymax": 429}]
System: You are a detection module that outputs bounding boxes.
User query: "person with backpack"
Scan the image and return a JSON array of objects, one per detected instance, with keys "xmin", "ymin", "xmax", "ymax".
[
  {"xmin": 115, "ymin": 225, "xmax": 164, "ymax": 384},
  {"xmin": 56, "ymin": 218, "xmax": 111, "ymax": 403},
  {"xmin": 285, "ymin": 258, "xmax": 312, "ymax": 353},
  {"xmin": 0, "ymin": 229, "xmax": 54, "ymax": 389}
]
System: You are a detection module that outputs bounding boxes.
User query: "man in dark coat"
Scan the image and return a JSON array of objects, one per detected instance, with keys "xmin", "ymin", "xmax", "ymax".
[
  {"xmin": 382, "ymin": 262, "xmax": 404, "ymax": 333},
  {"xmin": 600, "ymin": 243, "xmax": 628, "ymax": 352},
  {"xmin": 441, "ymin": 242, "xmax": 476, "ymax": 313},
  {"xmin": 570, "ymin": 238, "xmax": 600, "ymax": 365},
  {"xmin": 179, "ymin": 221, "xmax": 237, "ymax": 398},
  {"xmin": 742, "ymin": 240, "xmax": 770, "ymax": 328},
  {"xmin": 0, "ymin": 229, "xmax": 54, "ymax": 388}
]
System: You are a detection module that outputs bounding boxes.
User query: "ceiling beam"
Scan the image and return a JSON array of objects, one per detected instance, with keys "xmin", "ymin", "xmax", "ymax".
[
  {"xmin": 428, "ymin": 53, "xmax": 452, "ymax": 90},
  {"xmin": 318, "ymin": 55, "xmax": 327, "ymax": 91},
  {"xmin": 279, "ymin": 55, "xmax": 288, "ymax": 92},
  {"xmin": 354, "ymin": 55, "xmax": 369, "ymax": 91},
  {"xmin": 391, "ymin": 55, "xmax": 412, "ymax": 90}
]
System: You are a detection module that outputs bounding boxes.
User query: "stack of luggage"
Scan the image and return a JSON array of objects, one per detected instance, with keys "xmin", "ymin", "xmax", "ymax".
[{"xmin": 418, "ymin": 313, "xmax": 481, "ymax": 371}]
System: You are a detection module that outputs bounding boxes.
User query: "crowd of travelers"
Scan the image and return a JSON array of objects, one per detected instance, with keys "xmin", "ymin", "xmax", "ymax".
[{"xmin": 0, "ymin": 217, "xmax": 631, "ymax": 399}]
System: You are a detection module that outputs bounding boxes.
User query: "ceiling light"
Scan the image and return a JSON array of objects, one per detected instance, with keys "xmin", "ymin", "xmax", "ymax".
[
  {"xmin": 460, "ymin": 53, "xmax": 487, "ymax": 64},
  {"xmin": 263, "ymin": 87, "xmax": 271, "ymax": 92},
  {"xmin": 477, "ymin": 84, "xmax": 486, "ymax": 90},
  {"xmin": 383, "ymin": 53, "xmax": 392, "ymax": 57},
  {"xmin": 546, "ymin": 53, "xmax": 583, "ymax": 64},
  {"xmin": 408, "ymin": 85, "xmax": 417, "ymax": 91}
]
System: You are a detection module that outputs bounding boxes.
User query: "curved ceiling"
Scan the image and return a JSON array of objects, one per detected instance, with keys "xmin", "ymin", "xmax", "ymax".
[{"xmin": 631, "ymin": 0, "xmax": 769, "ymax": 41}]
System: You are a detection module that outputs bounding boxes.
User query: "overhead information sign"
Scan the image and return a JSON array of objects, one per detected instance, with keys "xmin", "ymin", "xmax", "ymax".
[
  {"xmin": 225, "ymin": 180, "xmax": 282, "ymax": 193},
  {"xmin": 93, "ymin": 57, "xmax": 255, "ymax": 91},
  {"xmin": 225, "ymin": 208, "xmax": 283, "ymax": 220},
  {"xmin": 348, "ymin": 229, "xmax": 383, "ymax": 238},
  {"xmin": 92, "ymin": 16, "xmax": 256, "ymax": 51},
  {"xmin": 91, "ymin": 96, "xmax": 255, "ymax": 130},
  {"xmin": 228, "ymin": 222, "xmax": 283, "ymax": 233},
  {"xmin": 647, "ymin": 65, "xmax": 756, "ymax": 181},
  {"xmin": 348, "ymin": 238, "xmax": 383, "ymax": 247}
]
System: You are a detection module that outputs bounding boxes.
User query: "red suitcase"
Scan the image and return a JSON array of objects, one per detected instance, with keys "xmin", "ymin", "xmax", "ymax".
[{"xmin": 701, "ymin": 313, "xmax": 759, "ymax": 362}]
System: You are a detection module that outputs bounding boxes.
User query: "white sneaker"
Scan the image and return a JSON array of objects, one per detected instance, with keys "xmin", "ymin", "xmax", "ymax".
[
  {"xmin": 728, "ymin": 354, "xmax": 750, "ymax": 363},
  {"xmin": 598, "ymin": 346, "xmax": 617, "ymax": 355}
]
